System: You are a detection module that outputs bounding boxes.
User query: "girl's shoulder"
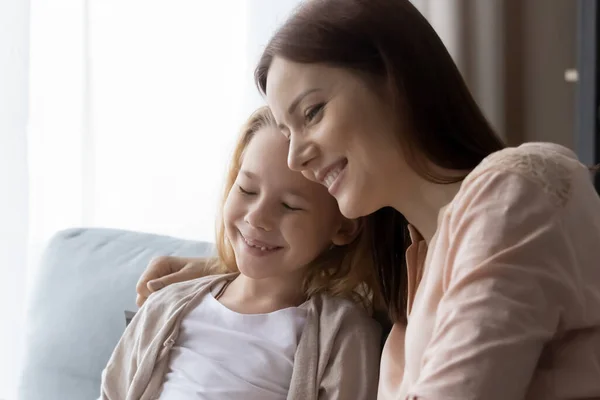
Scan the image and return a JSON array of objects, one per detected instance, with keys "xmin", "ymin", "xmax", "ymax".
[
  {"xmin": 306, "ymin": 294, "xmax": 381, "ymax": 336},
  {"xmin": 146, "ymin": 273, "xmax": 234, "ymax": 308}
]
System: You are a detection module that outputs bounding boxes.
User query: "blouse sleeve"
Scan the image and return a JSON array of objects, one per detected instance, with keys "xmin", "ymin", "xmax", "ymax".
[{"xmin": 408, "ymin": 168, "xmax": 571, "ymax": 400}]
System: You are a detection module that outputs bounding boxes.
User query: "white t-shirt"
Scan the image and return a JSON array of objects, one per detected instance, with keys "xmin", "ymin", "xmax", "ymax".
[{"xmin": 159, "ymin": 282, "xmax": 307, "ymax": 399}]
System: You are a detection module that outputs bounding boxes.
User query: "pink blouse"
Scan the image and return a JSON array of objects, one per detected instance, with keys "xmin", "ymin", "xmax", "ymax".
[{"xmin": 378, "ymin": 143, "xmax": 600, "ymax": 400}]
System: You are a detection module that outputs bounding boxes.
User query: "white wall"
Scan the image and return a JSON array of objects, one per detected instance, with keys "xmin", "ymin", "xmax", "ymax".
[
  {"xmin": 26, "ymin": 0, "xmax": 304, "ymax": 256},
  {"xmin": 242, "ymin": 0, "xmax": 302, "ymax": 114},
  {"xmin": 88, "ymin": 1, "xmax": 248, "ymax": 243},
  {"xmin": 86, "ymin": 0, "xmax": 301, "ymax": 244},
  {"xmin": 0, "ymin": 0, "xmax": 29, "ymax": 397}
]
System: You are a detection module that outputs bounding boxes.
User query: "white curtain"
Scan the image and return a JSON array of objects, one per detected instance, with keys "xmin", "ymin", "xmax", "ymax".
[
  {"xmin": 2, "ymin": 0, "xmax": 301, "ymax": 398},
  {"xmin": 0, "ymin": 0, "xmax": 30, "ymax": 398}
]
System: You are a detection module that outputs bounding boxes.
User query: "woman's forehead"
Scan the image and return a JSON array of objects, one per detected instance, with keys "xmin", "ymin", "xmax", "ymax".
[
  {"xmin": 267, "ymin": 60, "xmax": 329, "ymax": 100},
  {"xmin": 266, "ymin": 59, "xmax": 360, "ymax": 116}
]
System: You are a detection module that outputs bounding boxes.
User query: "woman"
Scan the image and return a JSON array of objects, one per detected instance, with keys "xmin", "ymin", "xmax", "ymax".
[{"xmin": 137, "ymin": 0, "xmax": 600, "ymax": 398}]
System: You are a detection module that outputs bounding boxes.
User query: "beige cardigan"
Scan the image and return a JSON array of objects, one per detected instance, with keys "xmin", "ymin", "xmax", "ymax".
[{"xmin": 100, "ymin": 273, "xmax": 381, "ymax": 400}]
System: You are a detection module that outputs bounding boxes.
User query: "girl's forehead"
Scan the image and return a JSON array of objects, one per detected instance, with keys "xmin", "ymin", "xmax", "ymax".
[
  {"xmin": 241, "ymin": 127, "xmax": 330, "ymax": 200},
  {"xmin": 242, "ymin": 126, "xmax": 289, "ymax": 168}
]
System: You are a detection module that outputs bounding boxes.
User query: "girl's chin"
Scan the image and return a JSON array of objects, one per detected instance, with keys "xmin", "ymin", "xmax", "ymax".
[{"xmin": 234, "ymin": 260, "xmax": 276, "ymax": 280}]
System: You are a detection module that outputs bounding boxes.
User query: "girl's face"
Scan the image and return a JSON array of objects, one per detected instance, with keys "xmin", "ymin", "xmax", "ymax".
[
  {"xmin": 265, "ymin": 57, "xmax": 419, "ymax": 219},
  {"xmin": 223, "ymin": 126, "xmax": 358, "ymax": 282}
]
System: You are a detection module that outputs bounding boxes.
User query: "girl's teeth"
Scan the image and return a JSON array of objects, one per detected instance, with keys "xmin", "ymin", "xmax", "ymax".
[{"xmin": 243, "ymin": 237, "xmax": 276, "ymax": 251}]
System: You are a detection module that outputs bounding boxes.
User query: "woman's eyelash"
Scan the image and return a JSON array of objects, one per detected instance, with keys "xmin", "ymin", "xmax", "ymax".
[{"xmin": 304, "ymin": 103, "xmax": 325, "ymax": 122}]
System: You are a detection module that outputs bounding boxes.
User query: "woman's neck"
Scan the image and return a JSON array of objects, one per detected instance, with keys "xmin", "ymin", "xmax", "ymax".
[
  {"xmin": 391, "ymin": 175, "xmax": 464, "ymax": 244},
  {"xmin": 217, "ymin": 272, "xmax": 307, "ymax": 314}
]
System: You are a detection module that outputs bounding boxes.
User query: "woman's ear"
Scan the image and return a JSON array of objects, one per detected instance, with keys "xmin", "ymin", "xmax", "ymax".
[{"xmin": 332, "ymin": 217, "xmax": 361, "ymax": 246}]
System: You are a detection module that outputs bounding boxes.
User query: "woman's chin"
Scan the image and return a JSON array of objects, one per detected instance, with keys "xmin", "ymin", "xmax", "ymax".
[
  {"xmin": 336, "ymin": 192, "xmax": 368, "ymax": 219},
  {"xmin": 336, "ymin": 184, "xmax": 382, "ymax": 219}
]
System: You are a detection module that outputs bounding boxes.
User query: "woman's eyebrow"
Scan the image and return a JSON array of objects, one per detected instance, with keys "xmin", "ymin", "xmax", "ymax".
[{"xmin": 287, "ymin": 88, "xmax": 321, "ymax": 115}]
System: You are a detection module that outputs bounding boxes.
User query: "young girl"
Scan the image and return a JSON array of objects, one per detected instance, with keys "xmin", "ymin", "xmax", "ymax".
[{"xmin": 100, "ymin": 106, "xmax": 382, "ymax": 400}]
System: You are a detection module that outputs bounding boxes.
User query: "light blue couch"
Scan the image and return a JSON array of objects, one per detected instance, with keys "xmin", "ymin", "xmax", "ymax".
[{"xmin": 17, "ymin": 228, "xmax": 213, "ymax": 400}]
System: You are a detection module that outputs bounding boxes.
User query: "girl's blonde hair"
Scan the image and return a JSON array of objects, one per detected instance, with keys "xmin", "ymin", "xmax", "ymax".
[{"xmin": 210, "ymin": 106, "xmax": 378, "ymax": 310}]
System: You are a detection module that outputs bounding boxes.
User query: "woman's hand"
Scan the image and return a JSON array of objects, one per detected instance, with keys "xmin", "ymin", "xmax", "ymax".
[{"xmin": 135, "ymin": 256, "xmax": 210, "ymax": 307}]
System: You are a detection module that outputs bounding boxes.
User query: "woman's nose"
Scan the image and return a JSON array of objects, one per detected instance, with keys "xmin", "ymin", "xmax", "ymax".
[{"xmin": 287, "ymin": 134, "xmax": 318, "ymax": 172}]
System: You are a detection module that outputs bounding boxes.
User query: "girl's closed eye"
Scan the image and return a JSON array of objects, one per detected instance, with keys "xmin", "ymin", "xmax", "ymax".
[
  {"xmin": 238, "ymin": 185, "xmax": 256, "ymax": 195},
  {"xmin": 304, "ymin": 103, "xmax": 325, "ymax": 124},
  {"xmin": 282, "ymin": 202, "xmax": 303, "ymax": 212}
]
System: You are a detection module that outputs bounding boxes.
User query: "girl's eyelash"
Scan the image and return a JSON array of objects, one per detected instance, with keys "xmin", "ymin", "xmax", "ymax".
[
  {"xmin": 238, "ymin": 185, "xmax": 255, "ymax": 195},
  {"xmin": 282, "ymin": 203, "xmax": 302, "ymax": 211},
  {"xmin": 239, "ymin": 186, "xmax": 301, "ymax": 211}
]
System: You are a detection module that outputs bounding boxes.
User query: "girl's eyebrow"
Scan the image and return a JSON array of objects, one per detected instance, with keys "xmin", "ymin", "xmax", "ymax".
[
  {"xmin": 284, "ymin": 191, "xmax": 310, "ymax": 206},
  {"xmin": 240, "ymin": 170, "xmax": 257, "ymax": 179},
  {"xmin": 240, "ymin": 169, "xmax": 311, "ymax": 204}
]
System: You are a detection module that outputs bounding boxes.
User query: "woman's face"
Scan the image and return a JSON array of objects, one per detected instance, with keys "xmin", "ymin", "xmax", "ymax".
[{"xmin": 265, "ymin": 57, "xmax": 414, "ymax": 219}]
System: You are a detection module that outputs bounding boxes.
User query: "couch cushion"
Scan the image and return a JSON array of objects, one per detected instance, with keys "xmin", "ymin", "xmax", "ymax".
[{"xmin": 18, "ymin": 228, "xmax": 213, "ymax": 400}]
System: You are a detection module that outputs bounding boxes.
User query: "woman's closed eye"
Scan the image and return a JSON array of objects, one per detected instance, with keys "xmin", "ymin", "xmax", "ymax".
[{"xmin": 304, "ymin": 103, "xmax": 325, "ymax": 124}]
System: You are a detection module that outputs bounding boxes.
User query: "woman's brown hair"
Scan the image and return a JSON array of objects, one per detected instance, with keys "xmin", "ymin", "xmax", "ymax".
[
  {"xmin": 255, "ymin": 0, "xmax": 506, "ymax": 323},
  {"xmin": 213, "ymin": 106, "xmax": 378, "ymax": 311}
]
